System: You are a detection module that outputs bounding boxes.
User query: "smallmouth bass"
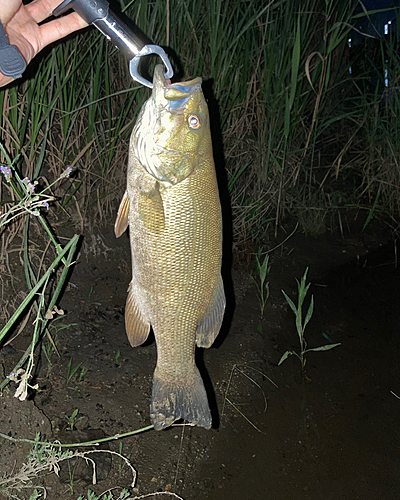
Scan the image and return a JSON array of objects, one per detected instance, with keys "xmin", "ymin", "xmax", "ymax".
[{"xmin": 115, "ymin": 64, "xmax": 225, "ymax": 430}]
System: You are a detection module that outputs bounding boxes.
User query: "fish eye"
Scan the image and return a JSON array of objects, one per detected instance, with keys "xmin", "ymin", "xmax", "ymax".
[{"xmin": 188, "ymin": 114, "xmax": 201, "ymax": 130}]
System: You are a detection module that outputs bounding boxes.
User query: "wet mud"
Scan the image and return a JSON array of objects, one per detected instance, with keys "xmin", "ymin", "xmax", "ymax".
[{"xmin": 1, "ymin": 221, "xmax": 399, "ymax": 499}]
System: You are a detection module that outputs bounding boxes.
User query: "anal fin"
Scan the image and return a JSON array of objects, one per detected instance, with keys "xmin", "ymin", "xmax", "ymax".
[
  {"xmin": 125, "ymin": 283, "xmax": 150, "ymax": 347},
  {"xmin": 196, "ymin": 274, "xmax": 226, "ymax": 348},
  {"xmin": 115, "ymin": 191, "xmax": 129, "ymax": 238}
]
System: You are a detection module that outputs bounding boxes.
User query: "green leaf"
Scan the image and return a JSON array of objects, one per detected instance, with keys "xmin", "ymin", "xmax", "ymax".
[
  {"xmin": 362, "ymin": 184, "xmax": 381, "ymax": 232},
  {"xmin": 259, "ymin": 254, "xmax": 270, "ymax": 283},
  {"xmin": 0, "ymin": 235, "xmax": 79, "ymax": 345},
  {"xmin": 301, "ymin": 267, "xmax": 309, "ymax": 283},
  {"xmin": 282, "ymin": 290, "xmax": 297, "ymax": 315},
  {"xmin": 304, "ymin": 295, "xmax": 314, "ymax": 328},
  {"xmin": 69, "ymin": 362, "xmax": 82, "ymax": 382},
  {"xmin": 305, "ymin": 343, "xmax": 341, "ymax": 353},
  {"xmin": 288, "ymin": 16, "xmax": 301, "ymax": 112},
  {"xmin": 278, "ymin": 351, "xmax": 292, "ymax": 365},
  {"xmin": 228, "ymin": 161, "xmax": 251, "ymax": 194},
  {"xmin": 295, "ymin": 312, "xmax": 303, "ymax": 339},
  {"xmin": 29, "ymin": 489, "xmax": 42, "ymax": 500},
  {"xmin": 284, "ymin": 92, "xmax": 290, "ymax": 140}
]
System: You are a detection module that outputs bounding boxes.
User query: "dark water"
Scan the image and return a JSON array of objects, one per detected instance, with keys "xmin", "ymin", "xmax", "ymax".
[{"xmin": 190, "ymin": 235, "xmax": 400, "ymax": 500}]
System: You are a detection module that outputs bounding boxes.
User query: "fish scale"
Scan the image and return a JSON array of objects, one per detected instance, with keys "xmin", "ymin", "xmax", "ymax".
[{"xmin": 115, "ymin": 64, "xmax": 225, "ymax": 430}]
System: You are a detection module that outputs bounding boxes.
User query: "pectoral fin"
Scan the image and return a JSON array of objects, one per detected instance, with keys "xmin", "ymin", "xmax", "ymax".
[
  {"xmin": 115, "ymin": 191, "xmax": 130, "ymax": 238},
  {"xmin": 125, "ymin": 283, "xmax": 150, "ymax": 347},
  {"xmin": 138, "ymin": 181, "xmax": 165, "ymax": 234},
  {"xmin": 196, "ymin": 275, "xmax": 226, "ymax": 348}
]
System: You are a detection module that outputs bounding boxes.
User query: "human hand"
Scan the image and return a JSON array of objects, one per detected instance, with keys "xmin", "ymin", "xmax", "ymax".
[{"xmin": 0, "ymin": 0, "xmax": 87, "ymax": 87}]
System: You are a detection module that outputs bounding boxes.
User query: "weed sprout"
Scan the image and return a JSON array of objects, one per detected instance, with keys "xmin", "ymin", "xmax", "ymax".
[{"xmin": 279, "ymin": 268, "xmax": 340, "ymax": 376}]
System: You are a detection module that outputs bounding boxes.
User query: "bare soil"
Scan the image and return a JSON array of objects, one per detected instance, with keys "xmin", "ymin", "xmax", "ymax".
[{"xmin": 1, "ymin": 218, "xmax": 399, "ymax": 500}]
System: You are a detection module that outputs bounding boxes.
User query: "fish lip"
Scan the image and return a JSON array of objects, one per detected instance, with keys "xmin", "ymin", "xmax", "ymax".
[
  {"xmin": 164, "ymin": 77, "xmax": 202, "ymax": 102},
  {"xmin": 168, "ymin": 77, "xmax": 202, "ymax": 91},
  {"xmin": 153, "ymin": 64, "xmax": 202, "ymax": 103}
]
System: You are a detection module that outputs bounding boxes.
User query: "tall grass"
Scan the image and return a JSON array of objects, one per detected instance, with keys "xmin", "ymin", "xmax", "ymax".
[
  {"xmin": 355, "ymin": 24, "xmax": 400, "ymax": 229},
  {"xmin": 160, "ymin": 0, "xmax": 362, "ymax": 243},
  {"xmin": 0, "ymin": 0, "xmax": 399, "ymax": 255}
]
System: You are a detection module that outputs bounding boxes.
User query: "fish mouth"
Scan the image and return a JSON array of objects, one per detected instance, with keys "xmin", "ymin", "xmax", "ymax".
[
  {"xmin": 169, "ymin": 77, "xmax": 203, "ymax": 92},
  {"xmin": 152, "ymin": 64, "xmax": 202, "ymax": 110}
]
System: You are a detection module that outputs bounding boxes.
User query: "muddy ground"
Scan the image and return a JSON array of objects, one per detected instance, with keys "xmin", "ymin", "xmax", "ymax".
[{"xmin": 1, "ymin": 216, "xmax": 400, "ymax": 500}]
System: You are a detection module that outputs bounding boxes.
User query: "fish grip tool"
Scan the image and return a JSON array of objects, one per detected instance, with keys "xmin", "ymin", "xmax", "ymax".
[{"xmin": 53, "ymin": 0, "xmax": 173, "ymax": 88}]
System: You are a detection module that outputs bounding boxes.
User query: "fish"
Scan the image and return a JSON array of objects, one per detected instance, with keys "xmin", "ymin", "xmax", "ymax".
[{"xmin": 114, "ymin": 64, "xmax": 225, "ymax": 430}]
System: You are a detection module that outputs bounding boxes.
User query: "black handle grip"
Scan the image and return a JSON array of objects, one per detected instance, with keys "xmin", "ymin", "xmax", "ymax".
[{"xmin": 0, "ymin": 21, "xmax": 26, "ymax": 79}]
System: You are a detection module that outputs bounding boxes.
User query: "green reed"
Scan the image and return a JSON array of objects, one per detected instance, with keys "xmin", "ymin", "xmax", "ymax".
[
  {"xmin": 255, "ymin": 249, "xmax": 271, "ymax": 320},
  {"xmin": 279, "ymin": 268, "xmax": 340, "ymax": 376}
]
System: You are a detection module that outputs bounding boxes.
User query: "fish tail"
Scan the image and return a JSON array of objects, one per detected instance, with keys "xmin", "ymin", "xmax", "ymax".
[{"xmin": 150, "ymin": 368, "xmax": 212, "ymax": 431}]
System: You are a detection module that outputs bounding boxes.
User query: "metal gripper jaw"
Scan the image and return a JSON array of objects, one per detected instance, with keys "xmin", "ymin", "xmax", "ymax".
[{"xmin": 53, "ymin": 0, "xmax": 174, "ymax": 88}]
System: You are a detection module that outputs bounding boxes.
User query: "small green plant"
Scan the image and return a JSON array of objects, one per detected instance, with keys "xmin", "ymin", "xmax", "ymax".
[
  {"xmin": 77, "ymin": 366, "xmax": 88, "ymax": 383},
  {"xmin": 66, "ymin": 360, "xmax": 87, "ymax": 393},
  {"xmin": 279, "ymin": 268, "xmax": 340, "ymax": 376},
  {"xmin": 29, "ymin": 489, "xmax": 43, "ymax": 499},
  {"xmin": 41, "ymin": 337, "xmax": 58, "ymax": 370},
  {"xmin": 254, "ymin": 249, "xmax": 271, "ymax": 319},
  {"xmin": 42, "ymin": 320, "xmax": 78, "ymax": 372},
  {"xmin": 115, "ymin": 349, "xmax": 121, "ymax": 364},
  {"xmin": 65, "ymin": 409, "xmax": 84, "ymax": 431},
  {"xmin": 117, "ymin": 441, "xmax": 131, "ymax": 475},
  {"xmin": 77, "ymin": 490, "xmax": 131, "ymax": 500},
  {"xmin": 66, "ymin": 358, "xmax": 82, "ymax": 385}
]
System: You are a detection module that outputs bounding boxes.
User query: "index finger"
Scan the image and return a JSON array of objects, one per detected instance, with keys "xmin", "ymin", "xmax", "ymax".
[
  {"xmin": 26, "ymin": 0, "xmax": 84, "ymax": 24},
  {"xmin": 37, "ymin": 11, "xmax": 88, "ymax": 50}
]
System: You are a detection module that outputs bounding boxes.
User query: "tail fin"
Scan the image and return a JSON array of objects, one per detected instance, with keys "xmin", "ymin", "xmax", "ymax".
[{"xmin": 150, "ymin": 368, "xmax": 212, "ymax": 431}]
